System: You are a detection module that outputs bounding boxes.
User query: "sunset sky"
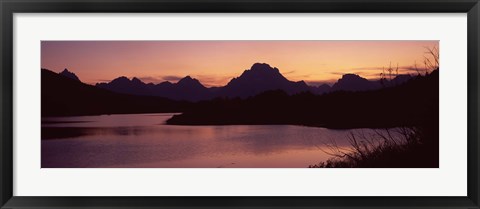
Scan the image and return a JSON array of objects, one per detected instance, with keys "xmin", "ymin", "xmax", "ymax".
[{"xmin": 41, "ymin": 41, "xmax": 438, "ymax": 87}]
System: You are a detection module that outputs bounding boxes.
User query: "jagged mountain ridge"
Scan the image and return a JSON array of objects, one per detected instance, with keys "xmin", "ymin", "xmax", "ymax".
[
  {"xmin": 74, "ymin": 63, "xmax": 413, "ymax": 101},
  {"xmin": 96, "ymin": 74, "xmax": 211, "ymax": 101},
  {"xmin": 59, "ymin": 68, "xmax": 81, "ymax": 82}
]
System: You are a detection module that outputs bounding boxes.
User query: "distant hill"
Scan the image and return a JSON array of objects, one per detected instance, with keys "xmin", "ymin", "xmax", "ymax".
[
  {"xmin": 331, "ymin": 73, "xmax": 413, "ymax": 92},
  {"xmin": 311, "ymin": 84, "xmax": 332, "ymax": 95},
  {"xmin": 94, "ymin": 63, "xmax": 414, "ymax": 101},
  {"xmin": 42, "ymin": 69, "xmax": 190, "ymax": 116},
  {"xmin": 332, "ymin": 74, "xmax": 380, "ymax": 92}
]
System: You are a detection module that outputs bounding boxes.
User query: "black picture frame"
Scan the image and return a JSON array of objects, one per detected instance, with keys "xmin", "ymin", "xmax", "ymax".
[{"xmin": 1, "ymin": 0, "xmax": 479, "ymax": 208}]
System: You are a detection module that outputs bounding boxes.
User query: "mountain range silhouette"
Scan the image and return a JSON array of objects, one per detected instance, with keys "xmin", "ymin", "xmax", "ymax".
[
  {"xmin": 92, "ymin": 63, "xmax": 413, "ymax": 101},
  {"xmin": 43, "ymin": 64, "xmax": 438, "ymax": 129}
]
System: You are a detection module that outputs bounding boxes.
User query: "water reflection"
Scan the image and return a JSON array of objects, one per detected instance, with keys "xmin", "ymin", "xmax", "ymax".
[{"xmin": 42, "ymin": 113, "xmax": 384, "ymax": 168}]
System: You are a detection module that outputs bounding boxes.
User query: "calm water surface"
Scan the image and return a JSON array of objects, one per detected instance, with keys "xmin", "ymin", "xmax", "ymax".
[{"xmin": 42, "ymin": 113, "xmax": 386, "ymax": 168}]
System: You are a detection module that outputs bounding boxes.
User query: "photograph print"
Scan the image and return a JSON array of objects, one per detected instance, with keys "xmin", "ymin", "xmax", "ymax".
[{"xmin": 41, "ymin": 41, "xmax": 439, "ymax": 168}]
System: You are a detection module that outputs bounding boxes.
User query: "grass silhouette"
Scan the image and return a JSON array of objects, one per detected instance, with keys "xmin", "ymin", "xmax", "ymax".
[{"xmin": 309, "ymin": 125, "xmax": 438, "ymax": 168}]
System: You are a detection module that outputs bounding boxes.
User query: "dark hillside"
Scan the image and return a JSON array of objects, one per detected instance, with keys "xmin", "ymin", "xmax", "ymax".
[{"xmin": 42, "ymin": 69, "xmax": 190, "ymax": 116}]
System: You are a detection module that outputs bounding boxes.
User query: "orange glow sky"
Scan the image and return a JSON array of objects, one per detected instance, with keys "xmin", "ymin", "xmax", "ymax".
[{"xmin": 41, "ymin": 41, "xmax": 438, "ymax": 87}]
